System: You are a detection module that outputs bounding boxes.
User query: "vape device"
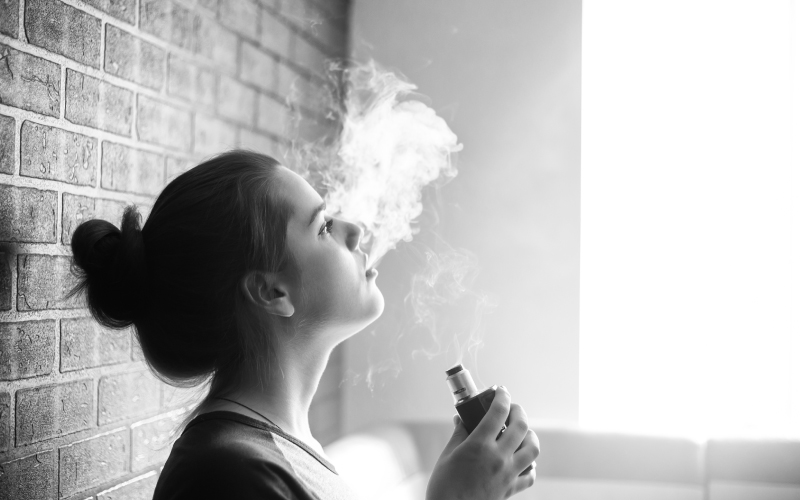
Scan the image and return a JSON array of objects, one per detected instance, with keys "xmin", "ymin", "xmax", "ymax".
[{"xmin": 445, "ymin": 364, "xmax": 533, "ymax": 475}]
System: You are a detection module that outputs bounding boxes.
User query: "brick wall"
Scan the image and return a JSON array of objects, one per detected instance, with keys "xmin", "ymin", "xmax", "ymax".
[{"xmin": 0, "ymin": 0, "xmax": 350, "ymax": 498}]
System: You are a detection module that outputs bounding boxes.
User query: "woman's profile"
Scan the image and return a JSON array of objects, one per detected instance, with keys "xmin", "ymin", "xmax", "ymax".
[{"xmin": 68, "ymin": 150, "xmax": 539, "ymax": 500}]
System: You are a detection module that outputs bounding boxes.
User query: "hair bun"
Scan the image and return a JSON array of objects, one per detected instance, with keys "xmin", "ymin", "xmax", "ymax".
[{"xmin": 69, "ymin": 206, "xmax": 148, "ymax": 328}]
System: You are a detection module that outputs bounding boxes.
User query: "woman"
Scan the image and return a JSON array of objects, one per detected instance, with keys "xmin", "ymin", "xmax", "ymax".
[{"xmin": 70, "ymin": 151, "xmax": 538, "ymax": 499}]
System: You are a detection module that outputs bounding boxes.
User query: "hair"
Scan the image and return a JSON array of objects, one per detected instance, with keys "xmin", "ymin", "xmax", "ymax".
[{"xmin": 68, "ymin": 150, "xmax": 293, "ymax": 399}]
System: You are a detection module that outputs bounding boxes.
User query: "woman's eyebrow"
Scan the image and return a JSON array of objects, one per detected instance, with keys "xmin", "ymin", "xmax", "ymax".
[{"xmin": 307, "ymin": 201, "xmax": 326, "ymax": 227}]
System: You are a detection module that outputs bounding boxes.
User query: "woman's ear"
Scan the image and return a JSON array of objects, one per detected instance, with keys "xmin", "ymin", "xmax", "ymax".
[{"xmin": 241, "ymin": 271, "xmax": 295, "ymax": 317}]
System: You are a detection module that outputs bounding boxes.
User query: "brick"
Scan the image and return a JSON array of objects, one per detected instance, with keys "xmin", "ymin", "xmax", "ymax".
[
  {"xmin": 295, "ymin": 112, "xmax": 333, "ymax": 143},
  {"xmin": 257, "ymin": 93, "xmax": 288, "ymax": 136},
  {"xmin": 0, "ymin": 0, "xmax": 18, "ymax": 37},
  {"xmin": 0, "ymin": 391, "xmax": 9, "ymax": 450},
  {"xmin": 83, "ymin": 0, "xmax": 136, "ymax": 24},
  {"xmin": 131, "ymin": 412, "xmax": 183, "ymax": 471},
  {"xmin": 97, "ymin": 471, "xmax": 158, "ymax": 500},
  {"xmin": 198, "ymin": 0, "xmax": 218, "ymax": 12},
  {"xmin": 105, "ymin": 25, "xmax": 165, "ymax": 90},
  {"xmin": 20, "ymin": 121, "xmax": 97, "ymax": 186},
  {"xmin": 0, "ymin": 320, "xmax": 55, "ymax": 381},
  {"xmin": 65, "ymin": 70, "xmax": 133, "ymax": 136},
  {"xmin": 15, "ymin": 379, "xmax": 93, "ymax": 445},
  {"xmin": 313, "ymin": 0, "xmax": 349, "ymax": 20},
  {"xmin": 17, "ymin": 254, "xmax": 82, "ymax": 311},
  {"xmin": 0, "ymin": 44, "xmax": 61, "ymax": 118},
  {"xmin": 0, "ymin": 252, "xmax": 9, "ymax": 311},
  {"xmin": 217, "ymin": 76, "xmax": 256, "ymax": 125},
  {"xmin": 136, "ymin": 95, "xmax": 192, "ymax": 151},
  {"xmin": 280, "ymin": 0, "xmax": 312, "ymax": 28},
  {"xmin": 62, "ymin": 193, "xmax": 127, "ymax": 245},
  {"xmin": 315, "ymin": 21, "xmax": 347, "ymax": 58},
  {"xmin": 293, "ymin": 33, "xmax": 328, "ymax": 76},
  {"xmin": 59, "ymin": 429, "xmax": 129, "ymax": 497},
  {"xmin": 140, "ymin": 0, "xmax": 199, "ymax": 51},
  {"xmin": 194, "ymin": 114, "xmax": 236, "ymax": 156},
  {"xmin": 0, "ymin": 184, "xmax": 57, "ymax": 243},
  {"xmin": 98, "ymin": 371, "xmax": 161, "ymax": 425},
  {"xmin": 165, "ymin": 156, "xmax": 192, "ymax": 181},
  {"xmin": 0, "ymin": 450, "xmax": 56, "ymax": 500},
  {"xmin": 219, "ymin": 0, "xmax": 259, "ymax": 40},
  {"xmin": 239, "ymin": 128, "xmax": 275, "ymax": 155},
  {"xmin": 240, "ymin": 42, "xmax": 277, "ymax": 92},
  {"xmin": 0, "ymin": 114, "xmax": 14, "ymax": 174},
  {"xmin": 102, "ymin": 142, "xmax": 166, "ymax": 196},
  {"xmin": 61, "ymin": 317, "xmax": 131, "ymax": 372},
  {"xmin": 276, "ymin": 60, "xmax": 303, "ymax": 99},
  {"xmin": 167, "ymin": 55, "xmax": 216, "ymax": 109},
  {"xmin": 196, "ymin": 17, "xmax": 237, "ymax": 72},
  {"xmin": 293, "ymin": 71, "xmax": 332, "ymax": 116},
  {"xmin": 260, "ymin": 9, "xmax": 292, "ymax": 59},
  {"xmin": 25, "ymin": 0, "xmax": 102, "ymax": 67}
]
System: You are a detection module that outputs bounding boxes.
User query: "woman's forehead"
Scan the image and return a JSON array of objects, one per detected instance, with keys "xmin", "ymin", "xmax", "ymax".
[{"xmin": 277, "ymin": 167, "xmax": 323, "ymax": 225}]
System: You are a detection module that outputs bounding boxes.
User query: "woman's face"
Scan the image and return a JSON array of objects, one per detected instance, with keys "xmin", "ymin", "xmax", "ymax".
[{"xmin": 278, "ymin": 167, "xmax": 384, "ymax": 338}]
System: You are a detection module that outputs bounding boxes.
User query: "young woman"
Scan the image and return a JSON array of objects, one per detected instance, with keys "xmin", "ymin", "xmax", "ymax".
[{"xmin": 70, "ymin": 150, "xmax": 538, "ymax": 500}]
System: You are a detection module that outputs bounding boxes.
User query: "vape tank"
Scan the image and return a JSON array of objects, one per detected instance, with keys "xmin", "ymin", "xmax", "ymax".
[
  {"xmin": 445, "ymin": 364, "xmax": 501, "ymax": 433},
  {"xmin": 445, "ymin": 364, "xmax": 534, "ymax": 475}
]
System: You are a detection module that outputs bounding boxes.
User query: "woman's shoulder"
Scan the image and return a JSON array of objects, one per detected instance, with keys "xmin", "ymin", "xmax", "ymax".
[
  {"xmin": 153, "ymin": 411, "xmax": 314, "ymax": 500},
  {"xmin": 176, "ymin": 410, "xmax": 288, "ymax": 461}
]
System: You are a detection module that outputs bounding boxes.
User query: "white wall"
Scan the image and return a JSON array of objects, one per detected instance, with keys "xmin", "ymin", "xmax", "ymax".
[{"xmin": 343, "ymin": 0, "xmax": 581, "ymax": 432}]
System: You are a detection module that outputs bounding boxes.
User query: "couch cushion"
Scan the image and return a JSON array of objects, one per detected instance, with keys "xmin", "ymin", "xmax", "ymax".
[
  {"xmin": 706, "ymin": 438, "xmax": 800, "ymax": 500},
  {"xmin": 534, "ymin": 428, "xmax": 704, "ymax": 484},
  {"xmin": 706, "ymin": 438, "xmax": 800, "ymax": 485},
  {"xmin": 325, "ymin": 425, "xmax": 423, "ymax": 499},
  {"xmin": 526, "ymin": 477, "xmax": 704, "ymax": 500}
]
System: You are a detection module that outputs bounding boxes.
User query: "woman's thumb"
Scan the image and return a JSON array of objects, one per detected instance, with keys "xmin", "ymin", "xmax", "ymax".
[{"xmin": 443, "ymin": 414, "xmax": 469, "ymax": 453}]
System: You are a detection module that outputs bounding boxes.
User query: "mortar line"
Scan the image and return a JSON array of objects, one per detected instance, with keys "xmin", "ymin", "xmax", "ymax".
[
  {"xmin": 13, "ymin": 110, "xmax": 22, "ymax": 177},
  {"xmin": 99, "ymin": 19, "xmax": 106, "ymax": 75},
  {"xmin": 59, "ymin": 64, "xmax": 67, "ymax": 121}
]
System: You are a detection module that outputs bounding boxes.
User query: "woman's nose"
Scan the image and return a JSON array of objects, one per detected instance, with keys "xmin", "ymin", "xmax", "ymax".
[{"xmin": 343, "ymin": 220, "xmax": 363, "ymax": 251}]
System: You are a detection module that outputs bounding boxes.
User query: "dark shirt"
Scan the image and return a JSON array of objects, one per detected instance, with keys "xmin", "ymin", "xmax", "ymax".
[{"xmin": 153, "ymin": 411, "xmax": 357, "ymax": 500}]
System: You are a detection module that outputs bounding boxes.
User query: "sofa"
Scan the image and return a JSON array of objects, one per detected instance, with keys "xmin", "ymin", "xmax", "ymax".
[{"xmin": 324, "ymin": 422, "xmax": 800, "ymax": 500}]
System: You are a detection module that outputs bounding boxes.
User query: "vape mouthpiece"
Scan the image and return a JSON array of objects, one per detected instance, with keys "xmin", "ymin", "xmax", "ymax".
[
  {"xmin": 446, "ymin": 364, "xmax": 464, "ymax": 376},
  {"xmin": 445, "ymin": 364, "xmax": 479, "ymax": 403}
]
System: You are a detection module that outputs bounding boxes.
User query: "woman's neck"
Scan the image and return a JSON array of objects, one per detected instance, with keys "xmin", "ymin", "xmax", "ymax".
[{"xmin": 214, "ymin": 340, "xmax": 334, "ymax": 445}]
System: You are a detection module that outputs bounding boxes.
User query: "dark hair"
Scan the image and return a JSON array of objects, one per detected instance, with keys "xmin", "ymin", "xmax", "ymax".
[{"xmin": 69, "ymin": 150, "xmax": 292, "ymax": 392}]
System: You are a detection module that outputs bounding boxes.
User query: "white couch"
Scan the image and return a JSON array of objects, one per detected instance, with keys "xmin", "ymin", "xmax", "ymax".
[{"xmin": 324, "ymin": 422, "xmax": 800, "ymax": 500}]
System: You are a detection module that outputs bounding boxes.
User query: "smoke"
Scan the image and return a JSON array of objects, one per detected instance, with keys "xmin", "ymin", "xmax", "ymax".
[
  {"xmin": 406, "ymin": 247, "xmax": 494, "ymax": 363},
  {"xmin": 321, "ymin": 61, "xmax": 463, "ymax": 266},
  {"xmin": 288, "ymin": 61, "xmax": 493, "ymax": 389}
]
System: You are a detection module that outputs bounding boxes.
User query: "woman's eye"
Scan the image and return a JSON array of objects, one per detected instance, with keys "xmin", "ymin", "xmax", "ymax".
[{"xmin": 319, "ymin": 219, "xmax": 333, "ymax": 236}]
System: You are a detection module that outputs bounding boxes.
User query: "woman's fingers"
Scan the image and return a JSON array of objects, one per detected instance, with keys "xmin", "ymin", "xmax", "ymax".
[
  {"xmin": 470, "ymin": 386, "xmax": 512, "ymax": 442},
  {"xmin": 512, "ymin": 429, "xmax": 540, "ymax": 473},
  {"xmin": 498, "ymin": 403, "xmax": 529, "ymax": 454},
  {"xmin": 507, "ymin": 465, "xmax": 536, "ymax": 497}
]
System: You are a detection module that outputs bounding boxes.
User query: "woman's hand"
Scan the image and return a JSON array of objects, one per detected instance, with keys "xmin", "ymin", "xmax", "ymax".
[{"xmin": 426, "ymin": 387, "xmax": 540, "ymax": 500}]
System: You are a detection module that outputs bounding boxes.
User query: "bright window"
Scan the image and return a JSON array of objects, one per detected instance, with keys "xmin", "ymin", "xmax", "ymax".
[{"xmin": 581, "ymin": 0, "xmax": 800, "ymax": 438}]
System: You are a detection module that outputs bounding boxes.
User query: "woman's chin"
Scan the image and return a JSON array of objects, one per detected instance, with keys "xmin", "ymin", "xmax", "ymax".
[{"xmin": 343, "ymin": 295, "xmax": 385, "ymax": 339}]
